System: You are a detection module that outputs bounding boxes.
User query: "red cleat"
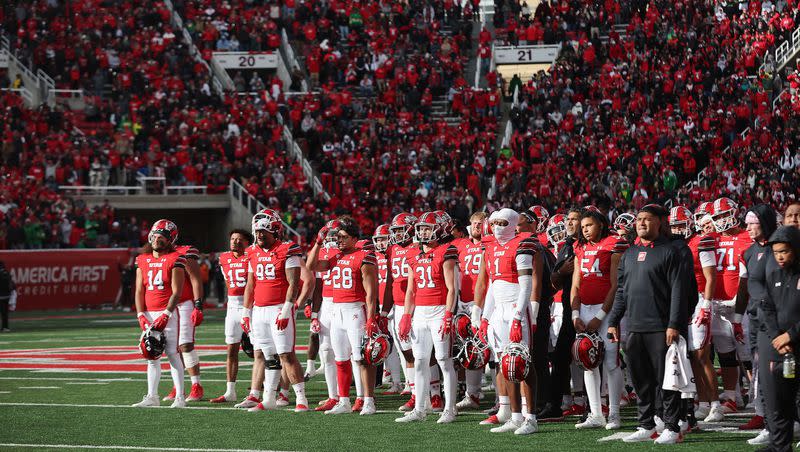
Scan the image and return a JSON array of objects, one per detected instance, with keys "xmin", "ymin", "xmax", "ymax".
[
  {"xmin": 721, "ymin": 400, "xmax": 738, "ymax": 414},
  {"xmin": 352, "ymin": 397, "xmax": 364, "ymax": 412},
  {"xmin": 186, "ymin": 383, "xmax": 204, "ymax": 402},
  {"xmin": 315, "ymin": 398, "xmax": 338, "ymax": 412},
  {"xmin": 739, "ymin": 415, "xmax": 765, "ymax": 430},
  {"xmin": 399, "ymin": 395, "xmax": 416, "ymax": 412},
  {"xmin": 294, "ymin": 404, "xmax": 309, "ymax": 412},
  {"xmin": 562, "ymin": 404, "xmax": 586, "ymax": 417},
  {"xmin": 276, "ymin": 392, "xmax": 290, "ymax": 407},
  {"xmin": 210, "ymin": 394, "xmax": 235, "ymax": 403},
  {"xmin": 163, "ymin": 386, "xmax": 177, "ymax": 401},
  {"xmin": 479, "ymin": 414, "xmax": 500, "ymax": 425},
  {"xmin": 430, "ymin": 394, "xmax": 443, "ymax": 412}
]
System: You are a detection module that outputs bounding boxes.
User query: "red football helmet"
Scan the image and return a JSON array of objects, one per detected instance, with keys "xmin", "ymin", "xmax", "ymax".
[
  {"xmin": 372, "ymin": 224, "xmax": 391, "ymax": 253},
  {"xmin": 582, "ymin": 205, "xmax": 602, "ymax": 215},
  {"xmin": 415, "ymin": 211, "xmax": 454, "ymax": 243},
  {"xmin": 454, "ymin": 328, "xmax": 492, "ymax": 370},
  {"xmin": 500, "ymin": 342, "xmax": 531, "ymax": 382},
  {"xmin": 139, "ymin": 327, "xmax": 166, "ymax": 360},
  {"xmin": 711, "ymin": 197, "xmax": 738, "ymax": 233},
  {"xmin": 356, "ymin": 239, "xmax": 374, "ymax": 251},
  {"xmin": 389, "ymin": 212, "xmax": 418, "ymax": 245},
  {"xmin": 323, "ymin": 219, "xmax": 341, "ymax": 246},
  {"xmin": 453, "ymin": 314, "xmax": 473, "ymax": 340},
  {"xmin": 148, "ymin": 219, "xmax": 179, "ymax": 245},
  {"xmin": 613, "ymin": 212, "xmax": 636, "ymax": 234},
  {"xmin": 693, "ymin": 202, "xmax": 713, "ymax": 232},
  {"xmin": 529, "ymin": 205, "xmax": 550, "ymax": 233},
  {"xmin": 361, "ymin": 331, "xmax": 393, "ymax": 366},
  {"xmin": 669, "ymin": 206, "xmax": 694, "ymax": 238},
  {"xmin": 571, "ymin": 332, "xmax": 605, "ymax": 371},
  {"xmin": 546, "ymin": 214, "xmax": 567, "ymax": 245},
  {"xmin": 252, "ymin": 208, "xmax": 284, "ymax": 237}
]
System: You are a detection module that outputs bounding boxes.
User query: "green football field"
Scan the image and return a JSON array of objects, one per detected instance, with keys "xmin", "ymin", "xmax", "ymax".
[{"xmin": 0, "ymin": 309, "xmax": 762, "ymax": 451}]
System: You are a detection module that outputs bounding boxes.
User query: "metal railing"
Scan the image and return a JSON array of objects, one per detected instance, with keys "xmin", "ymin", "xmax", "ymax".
[
  {"xmin": 59, "ymin": 175, "xmax": 208, "ymax": 196},
  {"xmin": 760, "ymin": 24, "xmax": 800, "ymax": 75},
  {"xmin": 228, "ymin": 178, "xmax": 301, "ymax": 242},
  {"xmin": 59, "ymin": 185, "xmax": 144, "ymax": 196},
  {"xmin": 163, "ymin": 0, "xmax": 224, "ymax": 96},
  {"xmin": 1, "ymin": 87, "xmax": 34, "ymax": 105}
]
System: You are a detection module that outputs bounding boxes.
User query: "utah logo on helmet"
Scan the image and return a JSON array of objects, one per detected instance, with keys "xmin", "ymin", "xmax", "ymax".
[
  {"xmin": 389, "ymin": 212, "xmax": 418, "ymax": 245},
  {"xmin": 693, "ymin": 201, "xmax": 713, "ymax": 231},
  {"xmin": 711, "ymin": 197, "xmax": 738, "ymax": 233},
  {"xmin": 252, "ymin": 208, "xmax": 284, "ymax": 237},
  {"xmin": 669, "ymin": 206, "xmax": 694, "ymax": 238},
  {"xmin": 148, "ymin": 219, "xmax": 179, "ymax": 245},
  {"xmin": 500, "ymin": 343, "xmax": 531, "ymax": 382},
  {"xmin": 361, "ymin": 331, "xmax": 393, "ymax": 366},
  {"xmin": 139, "ymin": 327, "xmax": 166, "ymax": 360},
  {"xmin": 571, "ymin": 332, "xmax": 605, "ymax": 371},
  {"xmin": 529, "ymin": 205, "xmax": 550, "ymax": 233}
]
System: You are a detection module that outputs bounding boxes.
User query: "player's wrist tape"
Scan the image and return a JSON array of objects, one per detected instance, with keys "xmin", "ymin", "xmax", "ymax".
[
  {"xmin": 595, "ymin": 310, "xmax": 607, "ymax": 321},
  {"xmin": 571, "ymin": 310, "xmax": 580, "ymax": 321},
  {"xmin": 243, "ymin": 308, "xmax": 252, "ymax": 318},
  {"xmin": 161, "ymin": 310, "xmax": 172, "ymax": 318},
  {"xmin": 137, "ymin": 312, "xmax": 145, "ymax": 318},
  {"xmin": 280, "ymin": 301, "xmax": 293, "ymax": 318},
  {"xmin": 380, "ymin": 310, "xmax": 388, "ymax": 318},
  {"xmin": 311, "ymin": 312, "xmax": 318, "ymax": 320},
  {"xmin": 531, "ymin": 301, "xmax": 540, "ymax": 319},
  {"xmin": 733, "ymin": 313, "xmax": 743, "ymax": 323}
]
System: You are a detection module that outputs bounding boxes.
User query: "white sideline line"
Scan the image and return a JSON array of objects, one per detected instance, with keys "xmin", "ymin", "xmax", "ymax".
[
  {"xmin": 0, "ymin": 402, "xmax": 240, "ymax": 410},
  {"xmin": 0, "ymin": 376, "xmax": 246, "ymax": 382},
  {"xmin": 17, "ymin": 386, "xmax": 60, "ymax": 389},
  {"xmin": 0, "ymin": 443, "xmax": 289, "ymax": 452}
]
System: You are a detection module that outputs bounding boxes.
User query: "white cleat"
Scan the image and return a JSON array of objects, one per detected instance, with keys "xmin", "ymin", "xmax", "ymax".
[
  {"xmin": 437, "ymin": 409, "xmax": 458, "ymax": 424},
  {"xmin": 359, "ymin": 399, "xmax": 376, "ymax": 416},
  {"xmin": 654, "ymin": 429, "xmax": 683, "ymax": 444},
  {"xmin": 234, "ymin": 395, "xmax": 261, "ymax": 409},
  {"xmin": 703, "ymin": 405, "xmax": 725, "ymax": 423},
  {"xmin": 694, "ymin": 405, "xmax": 709, "ymax": 419},
  {"xmin": 654, "ymin": 415, "xmax": 665, "ymax": 433},
  {"xmin": 490, "ymin": 419, "xmax": 522, "ymax": 433},
  {"xmin": 132, "ymin": 395, "xmax": 160, "ymax": 407},
  {"xmin": 455, "ymin": 395, "xmax": 480, "ymax": 410},
  {"xmin": 170, "ymin": 397, "xmax": 187, "ymax": 408},
  {"xmin": 324, "ymin": 398, "xmax": 352, "ymax": 415},
  {"xmin": 623, "ymin": 427, "xmax": 656, "ymax": 443},
  {"xmin": 747, "ymin": 429, "xmax": 770, "ymax": 445},
  {"xmin": 514, "ymin": 417, "xmax": 539, "ymax": 435},
  {"xmin": 605, "ymin": 413, "xmax": 622, "ymax": 430},
  {"xmin": 396, "ymin": 409, "xmax": 427, "ymax": 423},
  {"xmin": 576, "ymin": 414, "xmax": 606, "ymax": 429}
]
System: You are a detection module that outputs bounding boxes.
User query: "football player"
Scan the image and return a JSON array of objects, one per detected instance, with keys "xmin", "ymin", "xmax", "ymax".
[
  {"xmin": 210, "ymin": 229, "xmax": 253, "ymax": 403},
  {"xmin": 571, "ymin": 206, "xmax": 628, "ymax": 430},
  {"xmin": 529, "ymin": 206, "xmax": 551, "ymax": 248},
  {"xmin": 396, "ymin": 211, "xmax": 460, "ymax": 424},
  {"xmin": 373, "ymin": 223, "xmax": 404, "ymax": 394},
  {"xmin": 239, "ymin": 209, "xmax": 309, "ymax": 412},
  {"xmin": 669, "ymin": 206, "xmax": 720, "ymax": 422},
  {"xmin": 709, "ymin": 197, "xmax": 753, "ymax": 413},
  {"xmin": 133, "ymin": 220, "xmax": 187, "ymax": 408},
  {"xmin": 480, "ymin": 208, "xmax": 540, "ymax": 435},
  {"xmin": 452, "ymin": 211, "xmax": 487, "ymax": 410},
  {"xmin": 161, "ymin": 240, "xmax": 204, "ymax": 402},
  {"xmin": 307, "ymin": 216, "xmax": 379, "ymax": 415}
]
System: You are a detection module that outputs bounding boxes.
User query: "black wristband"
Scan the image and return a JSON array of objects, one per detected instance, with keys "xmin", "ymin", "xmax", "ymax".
[{"xmin": 194, "ymin": 299, "xmax": 203, "ymax": 310}]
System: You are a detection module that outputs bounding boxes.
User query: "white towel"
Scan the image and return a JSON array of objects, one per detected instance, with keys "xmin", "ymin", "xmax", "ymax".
[{"xmin": 663, "ymin": 336, "xmax": 696, "ymax": 396}]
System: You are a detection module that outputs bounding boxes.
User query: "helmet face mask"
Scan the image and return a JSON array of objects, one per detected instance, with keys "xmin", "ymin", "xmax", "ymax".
[
  {"xmin": 668, "ymin": 206, "xmax": 694, "ymax": 239},
  {"xmin": 711, "ymin": 197, "xmax": 739, "ymax": 233},
  {"xmin": 572, "ymin": 331, "xmax": 605, "ymax": 371},
  {"xmin": 148, "ymin": 219, "xmax": 178, "ymax": 250},
  {"xmin": 415, "ymin": 223, "xmax": 436, "ymax": 244},
  {"xmin": 613, "ymin": 213, "xmax": 636, "ymax": 235},
  {"xmin": 390, "ymin": 213, "xmax": 418, "ymax": 245},
  {"xmin": 546, "ymin": 214, "xmax": 567, "ymax": 245},
  {"xmin": 251, "ymin": 208, "xmax": 283, "ymax": 239},
  {"xmin": 139, "ymin": 327, "xmax": 166, "ymax": 360},
  {"xmin": 500, "ymin": 342, "xmax": 531, "ymax": 382},
  {"xmin": 362, "ymin": 331, "xmax": 393, "ymax": 366}
]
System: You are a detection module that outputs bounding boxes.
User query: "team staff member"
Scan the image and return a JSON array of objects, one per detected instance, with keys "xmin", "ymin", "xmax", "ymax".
[
  {"xmin": 0, "ymin": 261, "xmax": 16, "ymax": 332},
  {"xmin": 759, "ymin": 226, "xmax": 800, "ymax": 452},
  {"xmin": 608, "ymin": 204, "xmax": 688, "ymax": 444}
]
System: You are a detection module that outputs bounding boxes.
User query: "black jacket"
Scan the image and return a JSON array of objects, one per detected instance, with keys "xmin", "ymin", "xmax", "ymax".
[
  {"xmin": 553, "ymin": 236, "xmax": 576, "ymax": 310},
  {"xmin": 609, "ymin": 235, "xmax": 687, "ymax": 333},
  {"xmin": 759, "ymin": 227, "xmax": 800, "ymax": 355},
  {"xmin": 744, "ymin": 204, "xmax": 779, "ymax": 313}
]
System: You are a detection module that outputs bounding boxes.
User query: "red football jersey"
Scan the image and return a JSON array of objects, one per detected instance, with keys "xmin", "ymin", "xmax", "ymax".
[
  {"xmin": 408, "ymin": 243, "xmax": 459, "ymax": 307},
  {"xmin": 483, "ymin": 233, "xmax": 537, "ymax": 284},
  {"xmin": 327, "ymin": 249, "xmax": 377, "ymax": 303},
  {"xmin": 713, "ymin": 230, "xmax": 752, "ymax": 300},
  {"xmin": 537, "ymin": 232, "xmax": 549, "ymax": 248},
  {"xmin": 376, "ymin": 251, "xmax": 388, "ymax": 304},
  {"xmin": 136, "ymin": 250, "xmax": 186, "ymax": 311},
  {"xmin": 219, "ymin": 251, "xmax": 249, "ymax": 297},
  {"xmin": 247, "ymin": 241, "xmax": 302, "ymax": 307},
  {"xmin": 176, "ymin": 245, "xmax": 199, "ymax": 301},
  {"xmin": 319, "ymin": 246, "xmax": 338, "ymax": 298},
  {"xmin": 687, "ymin": 233, "xmax": 717, "ymax": 292},
  {"xmin": 453, "ymin": 237, "xmax": 482, "ymax": 302},
  {"xmin": 574, "ymin": 235, "xmax": 628, "ymax": 305},
  {"xmin": 389, "ymin": 243, "xmax": 416, "ymax": 304}
]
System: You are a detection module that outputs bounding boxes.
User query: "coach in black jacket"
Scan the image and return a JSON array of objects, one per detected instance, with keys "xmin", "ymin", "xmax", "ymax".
[
  {"xmin": 608, "ymin": 204, "xmax": 688, "ymax": 443},
  {"xmin": 758, "ymin": 225, "xmax": 800, "ymax": 452}
]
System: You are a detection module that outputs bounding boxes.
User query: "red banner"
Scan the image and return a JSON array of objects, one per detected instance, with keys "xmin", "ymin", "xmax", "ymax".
[{"xmin": 0, "ymin": 249, "xmax": 134, "ymax": 310}]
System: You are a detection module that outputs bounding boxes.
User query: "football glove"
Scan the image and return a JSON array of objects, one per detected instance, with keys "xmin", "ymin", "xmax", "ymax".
[
  {"xmin": 439, "ymin": 310, "xmax": 453, "ymax": 338},
  {"xmin": 241, "ymin": 309, "xmax": 252, "ymax": 334},
  {"xmin": 275, "ymin": 302, "xmax": 293, "ymax": 331},
  {"xmin": 399, "ymin": 313, "xmax": 412, "ymax": 341},
  {"xmin": 510, "ymin": 317, "xmax": 523, "ymax": 343},
  {"xmin": 304, "ymin": 304, "xmax": 313, "ymax": 319},
  {"xmin": 137, "ymin": 313, "xmax": 151, "ymax": 331},
  {"xmin": 151, "ymin": 310, "xmax": 171, "ymax": 331}
]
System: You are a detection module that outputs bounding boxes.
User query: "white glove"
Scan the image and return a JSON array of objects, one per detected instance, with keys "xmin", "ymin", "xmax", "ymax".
[
  {"xmin": 8, "ymin": 290, "xmax": 16, "ymax": 312},
  {"xmin": 470, "ymin": 305, "xmax": 483, "ymax": 326}
]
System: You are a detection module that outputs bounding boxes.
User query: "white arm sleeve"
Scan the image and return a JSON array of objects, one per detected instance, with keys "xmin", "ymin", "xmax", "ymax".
[
  {"xmin": 515, "ymin": 254, "xmax": 533, "ymax": 271},
  {"xmin": 483, "ymin": 283, "xmax": 496, "ymax": 321},
  {"xmin": 515, "ymin": 275, "xmax": 532, "ymax": 318},
  {"xmin": 285, "ymin": 256, "xmax": 302, "ymax": 269},
  {"xmin": 739, "ymin": 261, "xmax": 748, "ymax": 278},
  {"xmin": 698, "ymin": 250, "xmax": 716, "ymax": 268},
  {"xmin": 247, "ymin": 262, "xmax": 253, "ymax": 273}
]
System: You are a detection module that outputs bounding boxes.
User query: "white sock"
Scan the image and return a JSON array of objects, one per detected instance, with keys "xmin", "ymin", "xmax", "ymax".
[
  {"xmin": 292, "ymin": 382, "xmax": 307, "ymax": 406},
  {"xmin": 190, "ymin": 375, "xmax": 200, "ymax": 385},
  {"xmin": 607, "ymin": 367, "xmax": 623, "ymax": 415},
  {"xmin": 721, "ymin": 389, "xmax": 736, "ymax": 401},
  {"xmin": 146, "ymin": 359, "xmax": 161, "ymax": 397},
  {"xmin": 166, "ymin": 352, "xmax": 185, "ymax": 399},
  {"xmin": 522, "ymin": 396, "xmax": 528, "ymax": 416},
  {"xmin": 226, "ymin": 381, "xmax": 236, "ymax": 396},
  {"xmin": 430, "ymin": 365, "xmax": 441, "ymax": 396},
  {"xmin": 306, "ymin": 359, "xmax": 315, "ymax": 374},
  {"xmin": 321, "ymin": 349, "xmax": 338, "ymax": 399},
  {"xmin": 251, "ymin": 389, "xmax": 262, "ymax": 399},
  {"xmin": 466, "ymin": 368, "xmax": 482, "ymax": 397},
  {"xmin": 265, "ymin": 369, "xmax": 280, "ymax": 402},
  {"xmin": 440, "ymin": 359, "xmax": 457, "ymax": 411},
  {"xmin": 407, "ymin": 365, "xmax": 416, "ymax": 394},
  {"xmin": 498, "ymin": 395, "xmax": 511, "ymax": 418},
  {"xmin": 711, "ymin": 400, "xmax": 721, "ymax": 409},
  {"xmin": 351, "ymin": 358, "xmax": 363, "ymax": 397},
  {"xmin": 584, "ymin": 368, "xmax": 602, "ymax": 417},
  {"xmin": 364, "ymin": 396, "xmax": 374, "ymax": 405},
  {"xmin": 571, "ymin": 363, "xmax": 585, "ymax": 392},
  {"xmin": 574, "ymin": 395, "xmax": 586, "ymax": 406},
  {"xmin": 512, "ymin": 412, "xmax": 523, "ymax": 422},
  {"xmin": 414, "ymin": 359, "xmax": 431, "ymax": 411},
  {"xmin": 562, "ymin": 394, "xmax": 573, "ymax": 407},
  {"xmin": 385, "ymin": 348, "xmax": 402, "ymax": 386}
]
